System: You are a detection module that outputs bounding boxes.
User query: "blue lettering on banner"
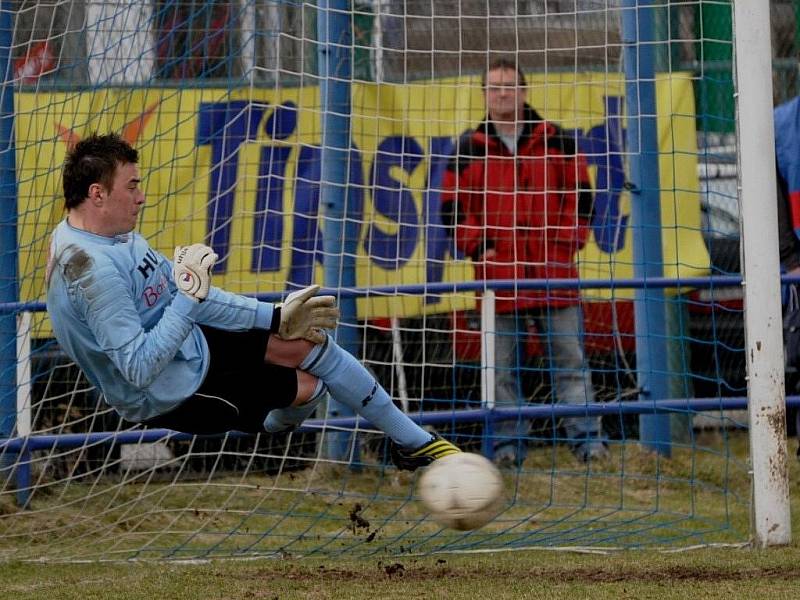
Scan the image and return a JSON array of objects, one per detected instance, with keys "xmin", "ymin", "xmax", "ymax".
[
  {"xmin": 574, "ymin": 96, "xmax": 628, "ymax": 253},
  {"xmin": 364, "ymin": 136, "xmax": 423, "ymax": 269},
  {"xmin": 264, "ymin": 101, "xmax": 297, "ymax": 140},
  {"xmin": 423, "ymin": 136, "xmax": 457, "ymax": 305},
  {"xmin": 287, "ymin": 144, "xmax": 323, "ymax": 288},
  {"xmin": 287, "ymin": 144, "xmax": 365, "ymax": 289},
  {"xmin": 252, "ymin": 145, "xmax": 292, "ymax": 271},
  {"xmin": 195, "ymin": 98, "xmax": 629, "ymax": 283},
  {"xmin": 196, "ymin": 101, "xmax": 267, "ymax": 272},
  {"xmin": 252, "ymin": 101, "xmax": 299, "ymax": 272}
]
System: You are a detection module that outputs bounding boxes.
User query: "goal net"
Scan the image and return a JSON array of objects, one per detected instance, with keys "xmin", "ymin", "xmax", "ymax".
[{"xmin": 0, "ymin": 0, "xmax": 788, "ymax": 561}]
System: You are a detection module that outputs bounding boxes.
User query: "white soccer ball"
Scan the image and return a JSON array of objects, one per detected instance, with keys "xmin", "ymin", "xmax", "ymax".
[{"xmin": 417, "ymin": 452, "xmax": 504, "ymax": 531}]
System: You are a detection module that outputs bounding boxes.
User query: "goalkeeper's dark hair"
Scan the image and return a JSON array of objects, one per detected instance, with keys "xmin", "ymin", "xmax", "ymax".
[{"xmin": 62, "ymin": 133, "xmax": 139, "ymax": 210}]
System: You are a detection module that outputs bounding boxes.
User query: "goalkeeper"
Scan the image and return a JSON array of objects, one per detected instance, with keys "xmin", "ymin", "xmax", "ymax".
[{"xmin": 46, "ymin": 133, "xmax": 459, "ymax": 471}]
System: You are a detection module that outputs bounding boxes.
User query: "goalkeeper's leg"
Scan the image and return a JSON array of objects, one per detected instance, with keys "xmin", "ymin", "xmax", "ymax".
[
  {"xmin": 263, "ymin": 377, "xmax": 328, "ymax": 433},
  {"xmin": 265, "ymin": 334, "xmax": 460, "ymax": 467}
]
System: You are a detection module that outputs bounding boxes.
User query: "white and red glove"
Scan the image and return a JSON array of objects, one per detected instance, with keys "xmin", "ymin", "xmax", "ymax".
[
  {"xmin": 173, "ymin": 244, "xmax": 218, "ymax": 302},
  {"xmin": 277, "ymin": 285, "xmax": 339, "ymax": 344}
]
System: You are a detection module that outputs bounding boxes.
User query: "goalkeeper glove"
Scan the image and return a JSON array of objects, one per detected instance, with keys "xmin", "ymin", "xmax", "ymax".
[
  {"xmin": 276, "ymin": 285, "xmax": 339, "ymax": 344},
  {"xmin": 173, "ymin": 244, "xmax": 218, "ymax": 302}
]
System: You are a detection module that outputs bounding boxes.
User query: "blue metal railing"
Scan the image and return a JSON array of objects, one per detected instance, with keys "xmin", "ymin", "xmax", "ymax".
[
  {"xmin": 2, "ymin": 397, "xmax": 793, "ymax": 455},
  {"xmin": 0, "ymin": 274, "xmax": 749, "ymax": 315}
]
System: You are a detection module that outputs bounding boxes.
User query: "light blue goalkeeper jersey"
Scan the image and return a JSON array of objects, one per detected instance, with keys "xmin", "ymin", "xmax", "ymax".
[{"xmin": 46, "ymin": 219, "xmax": 275, "ymax": 422}]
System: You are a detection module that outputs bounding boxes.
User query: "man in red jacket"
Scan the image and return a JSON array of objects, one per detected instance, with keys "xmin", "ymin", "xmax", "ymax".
[{"xmin": 441, "ymin": 57, "xmax": 608, "ymax": 465}]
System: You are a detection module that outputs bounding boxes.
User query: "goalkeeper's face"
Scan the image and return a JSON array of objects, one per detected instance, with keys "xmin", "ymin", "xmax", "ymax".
[{"xmin": 100, "ymin": 161, "xmax": 145, "ymax": 235}]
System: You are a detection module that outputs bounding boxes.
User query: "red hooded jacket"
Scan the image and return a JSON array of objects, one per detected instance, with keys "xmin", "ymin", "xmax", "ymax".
[{"xmin": 441, "ymin": 105, "xmax": 594, "ymax": 313}]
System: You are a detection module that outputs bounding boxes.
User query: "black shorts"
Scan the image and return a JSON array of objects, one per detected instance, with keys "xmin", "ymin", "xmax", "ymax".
[{"xmin": 142, "ymin": 326, "xmax": 298, "ymax": 435}]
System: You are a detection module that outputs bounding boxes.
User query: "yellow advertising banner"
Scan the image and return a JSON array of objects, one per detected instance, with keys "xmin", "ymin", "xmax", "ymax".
[{"xmin": 16, "ymin": 72, "xmax": 708, "ymax": 327}]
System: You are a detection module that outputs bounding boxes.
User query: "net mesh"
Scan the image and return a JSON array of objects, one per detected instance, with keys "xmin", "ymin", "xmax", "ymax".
[{"xmin": 2, "ymin": 0, "xmax": 792, "ymax": 561}]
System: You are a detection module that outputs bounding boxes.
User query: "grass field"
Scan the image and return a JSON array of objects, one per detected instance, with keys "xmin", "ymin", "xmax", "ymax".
[
  {"xmin": 1, "ymin": 429, "xmax": 799, "ymax": 599},
  {"xmin": 3, "ymin": 544, "xmax": 800, "ymax": 599}
]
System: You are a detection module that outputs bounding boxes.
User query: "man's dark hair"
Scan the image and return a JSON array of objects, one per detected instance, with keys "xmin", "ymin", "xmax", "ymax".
[
  {"xmin": 62, "ymin": 133, "xmax": 139, "ymax": 210},
  {"xmin": 481, "ymin": 56, "xmax": 527, "ymax": 88}
]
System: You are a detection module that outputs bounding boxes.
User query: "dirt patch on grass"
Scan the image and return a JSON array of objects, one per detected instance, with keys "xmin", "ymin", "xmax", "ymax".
[
  {"xmin": 226, "ymin": 562, "xmax": 800, "ymax": 584},
  {"xmin": 552, "ymin": 565, "xmax": 800, "ymax": 583}
]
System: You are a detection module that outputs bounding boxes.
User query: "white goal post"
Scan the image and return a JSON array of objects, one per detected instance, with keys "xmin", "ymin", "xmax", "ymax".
[{"xmin": 734, "ymin": 0, "xmax": 791, "ymax": 547}]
